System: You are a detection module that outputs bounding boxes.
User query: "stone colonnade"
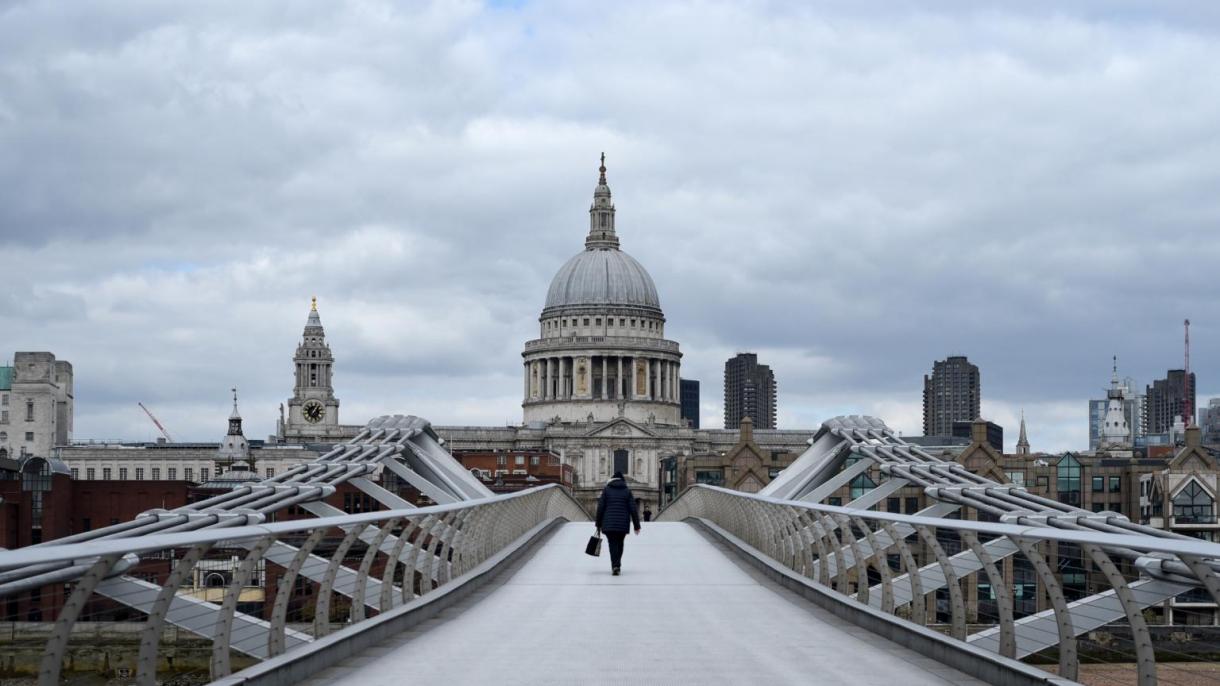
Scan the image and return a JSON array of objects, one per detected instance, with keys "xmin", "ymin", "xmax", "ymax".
[{"xmin": 525, "ymin": 355, "xmax": 680, "ymax": 403}]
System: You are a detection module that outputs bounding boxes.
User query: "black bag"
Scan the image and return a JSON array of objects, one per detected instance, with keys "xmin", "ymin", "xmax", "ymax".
[{"xmin": 585, "ymin": 530, "xmax": 603, "ymax": 557}]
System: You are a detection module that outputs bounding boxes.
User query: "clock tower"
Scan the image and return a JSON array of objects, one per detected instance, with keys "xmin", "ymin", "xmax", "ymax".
[{"xmin": 281, "ymin": 297, "xmax": 343, "ymax": 442}]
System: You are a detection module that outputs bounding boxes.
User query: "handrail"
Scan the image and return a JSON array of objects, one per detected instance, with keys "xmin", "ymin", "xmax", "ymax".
[
  {"xmin": 0, "ymin": 485, "xmax": 570, "ymax": 571},
  {"xmin": 666, "ymin": 485, "xmax": 1220, "ymax": 563}
]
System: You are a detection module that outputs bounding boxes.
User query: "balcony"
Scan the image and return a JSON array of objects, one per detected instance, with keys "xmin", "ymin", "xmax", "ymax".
[{"xmin": 523, "ymin": 336, "xmax": 680, "ymax": 354}]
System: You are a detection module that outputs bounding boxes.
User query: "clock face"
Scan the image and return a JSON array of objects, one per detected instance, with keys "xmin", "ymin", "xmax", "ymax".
[{"xmin": 302, "ymin": 401, "xmax": 325, "ymax": 424}]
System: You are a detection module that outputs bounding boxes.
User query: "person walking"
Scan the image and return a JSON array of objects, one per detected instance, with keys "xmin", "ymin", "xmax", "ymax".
[{"xmin": 595, "ymin": 470, "xmax": 641, "ymax": 576}]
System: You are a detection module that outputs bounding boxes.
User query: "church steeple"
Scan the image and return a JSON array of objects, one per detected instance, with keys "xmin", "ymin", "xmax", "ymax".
[
  {"xmin": 283, "ymin": 297, "xmax": 341, "ymax": 441},
  {"xmin": 586, "ymin": 152, "xmax": 620, "ymax": 250},
  {"xmin": 217, "ymin": 387, "xmax": 250, "ymax": 464},
  {"xmin": 227, "ymin": 387, "xmax": 242, "ymax": 436},
  {"xmin": 1016, "ymin": 410, "xmax": 1030, "ymax": 455}
]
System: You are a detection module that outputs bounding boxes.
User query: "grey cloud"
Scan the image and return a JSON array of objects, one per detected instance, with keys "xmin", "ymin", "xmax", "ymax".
[{"xmin": 2, "ymin": 1, "xmax": 1219, "ymax": 450}]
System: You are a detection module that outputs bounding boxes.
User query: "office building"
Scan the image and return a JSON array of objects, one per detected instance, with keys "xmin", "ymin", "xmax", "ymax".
[{"xmin": 680, "ymin": 379, "xmax": 700, "ymax": 429}]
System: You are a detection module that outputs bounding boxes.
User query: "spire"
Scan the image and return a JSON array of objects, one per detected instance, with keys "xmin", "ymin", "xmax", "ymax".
[
  {"xmin": 586, "ymin": 152, "xmax": 620, "ymax": 250},
  {"xmin": 306, "ymin": 297, "xmax": 323, "ymax": 330},
  {"xmin": 227, "ymin": 386, "xmax": 243, "ymax": 435},
  {"xmin": 1016, "ymin": 410, "xmax": 1030, "ymax": 455},
  {"xmin": 230, "ymin": 387, "xmax": 240, "ymax": 420}
]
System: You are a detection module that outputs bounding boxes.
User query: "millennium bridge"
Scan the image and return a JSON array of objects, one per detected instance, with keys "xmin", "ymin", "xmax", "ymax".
[{"xmin": 3, "ymin": 415, "xmax": 1220, "ymax": 685}]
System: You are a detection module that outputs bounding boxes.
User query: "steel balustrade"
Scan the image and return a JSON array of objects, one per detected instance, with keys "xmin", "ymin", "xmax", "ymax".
[
  {"xmin": 659, "ymin": 483, "xmax": 1220, "ymax": 685},
  {"xmin": 1, "ymin": 483, "xmax": 586, "ymax": 685}
]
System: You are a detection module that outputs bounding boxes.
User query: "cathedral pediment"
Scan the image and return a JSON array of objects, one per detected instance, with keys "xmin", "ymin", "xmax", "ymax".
[{"xmin": 585, "ymin": 418, "xmax": 658, "ymax": 439}]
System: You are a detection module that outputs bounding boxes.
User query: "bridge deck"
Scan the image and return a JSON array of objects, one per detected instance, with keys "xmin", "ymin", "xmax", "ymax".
[{"xmin": 302, "ymin": 522, "xmax": 986, "ymax": 685}]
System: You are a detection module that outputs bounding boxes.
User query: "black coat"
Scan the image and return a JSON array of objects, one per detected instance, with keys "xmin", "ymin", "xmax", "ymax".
[{"xmin": 595, "ymin": 478, "xmax": 640, "ymax": 533}]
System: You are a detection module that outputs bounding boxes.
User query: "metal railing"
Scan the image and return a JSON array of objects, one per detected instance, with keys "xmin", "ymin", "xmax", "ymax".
[
  {"xmin": 660, "ymin": 484, "xmax": 1220, "ymax": 686},
  {"xmin": 0, "ymin": 484, "xmax": 587, "ymax": 686}
]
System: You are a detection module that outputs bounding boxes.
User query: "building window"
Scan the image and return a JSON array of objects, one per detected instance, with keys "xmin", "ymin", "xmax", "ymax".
[
  {"xmin": 26, "ymin": 400, "xmax": 34, "ymax": 421},
  {"xmin": 497, "ymin": 455, "xmax": 506, "ymax": 466},
  {"xmin": 515, "ymin": 455, "xmax": 525, "ymax": 466},
  {"xmin": 151, "ymin": 468, "xmax": 160, "ymax": 480},
  {"xmin": 71, "ymin": 468, "xmax": 79, "ymax": 480},
  {"xmin": 904, "ymin": 496, "xmax": 920, "ymax": 513},
  {"xmin": 608, "ymin": 319, "xmax": 614, "ymax": 327},
  {"xmin": 184, "ymin": 467, "xmax": 194, "ymax": 481},
  {"xmin": 86, "ymin": 468, "xmax": 95, "ymax": 480},
  {"xmin": 1109, "ymin": 476, "xmax": 1121, "ymax": 493},
  {"xmin": 886, "ymin": 497, "xmax": 900, "ymax": 513},
  {"xmin": 200, "ymin": 468, "xmax": 209, "ymax": 481},
  {"xmin": 168, "ymin": 467, "xmax": 177, "ymax": 480},
  {"xmin": 620, "ymin": 318, "xmax": 625, "ymax": 326},
  {"xmin": 1056, "ymin": 455, "xmax": 1081, "ymax": 506},
  {"xmin": 266, "ymin": 468, "xmax": 275, "ymax": 478},
  {"xmin": 827, "ymin": 497, "xmax": 842, "ymax": 507},
  {"xmin": 1037, "ymin": 475, "xmax": 1049, "ymax": 490},
  {"xmin": 1, "ymin": 410, "xmax": 7, "ymax": 423},
  {"xmin": 1092, "ymin": 476, "xmax": 1104, "ymax": 492},
  {"xmin": 25, "ymin": 432, "xmax": 34, "ymax": 442},
  {"xmin": 119, "ymin": 468, "xmax": 128, "ymax": 480},
  {"xmin": 1173, "ymin": 481, "xmax": 1215, "ymax": 524},
  {"xmin": 530, "ymin": 455, "xmax": 540, "ymax": 466},
  {"xmin": 583, "ymin": 318, "xmax": 590, "ymax": 326},
  {"xmin": 0, "ymin": 431, "xmax": 6, "ymax": 442},
  {"xmin": 135, "ymin": 468, "xmax": 144, "ymax": 480},
  {"xmin": 1005, "ymin": 471, "xmax": 1025, "ymax": 487},
  {"xmin": 595, "ymin": 318, "xmax": 602, "ymax": 326},
  {"xmin": 695, "ymin": 470, "xmax": 723, "ymax": 486},
  {"xmin": 0, "ymin": 393, "xmax": 6, "ymax": 405},
  {"xmin": 102, "ymin": 468, "xmax": 112, "ymax": 480}
]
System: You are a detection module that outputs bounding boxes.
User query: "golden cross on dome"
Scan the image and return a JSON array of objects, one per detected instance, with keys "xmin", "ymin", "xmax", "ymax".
[{"xmin": 311, "ymin": 296, "xmax": 318, "ymax": 312}]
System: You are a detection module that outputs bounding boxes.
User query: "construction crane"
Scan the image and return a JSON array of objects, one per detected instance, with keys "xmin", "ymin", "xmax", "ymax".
[
  {"xmin": 1185, "ymin": 318, "xmax": 1193, "ymax": 427},
  {"xmin": 138, "ymin": 402, "xmax": 174, "ymax": 443}
]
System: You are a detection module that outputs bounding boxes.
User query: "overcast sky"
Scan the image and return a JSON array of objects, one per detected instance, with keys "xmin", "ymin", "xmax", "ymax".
[{"xmin": 2, "ymin": 1, "xmax": 1218, "ymax": 452}]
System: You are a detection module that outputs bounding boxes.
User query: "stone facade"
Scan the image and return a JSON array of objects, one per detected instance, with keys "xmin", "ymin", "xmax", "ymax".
[
  {"xmin": 434, "ymin": 158, "xmax": 819, "ymax": 513},
  {"xmin": 0, "ymin": 351, "xmax": 73, "ymax": 461}
]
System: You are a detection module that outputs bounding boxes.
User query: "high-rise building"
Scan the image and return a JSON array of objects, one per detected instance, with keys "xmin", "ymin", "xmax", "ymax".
[
  {"xmin": 680, "ymin": 379, "xmax": 700, "ymax": 429},
  {"xmin": 922, "ymin": 356, "xmax": 980, "ymax": 437},
  {"xmin": 1200, "ymin": 398, "xmax": 1220, "ymax": 446},
  {"xmin": 1146, "ymin": 369, "xmax": 1196, "ymax": 435},
  {"xmin": 723, "ymin": 353, "xmax": 777, "ymax": 429}
]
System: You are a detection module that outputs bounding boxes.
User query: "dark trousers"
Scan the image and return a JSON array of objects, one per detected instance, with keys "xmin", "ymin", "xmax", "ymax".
[{"xmin": 605, "ymin": 531, "xmax": 627, "ymax": 569}]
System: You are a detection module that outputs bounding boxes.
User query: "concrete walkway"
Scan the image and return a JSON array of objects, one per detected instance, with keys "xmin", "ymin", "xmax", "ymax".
[{"xmin": 300, "ymin": 522, "xmax": 986, "ymax": 685}]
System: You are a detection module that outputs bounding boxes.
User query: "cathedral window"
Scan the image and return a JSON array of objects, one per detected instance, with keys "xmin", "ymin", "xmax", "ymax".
[
  {"xmin": 583, "ymin": 318, "xmax": 590, "ymax": 326},
  {"xmin": 119, "ymin": 468, "xmax": 128, "ymax": 480},
  {"xmin": 595, "ymin": 318, "xmax": 601, "ymax": 326},
  {"xmin": 608, "ymin": 319, "xmax": 614, "ymax": 327},
  {"xmin": 135, "ymin": 468, "xmax": 144, "ymax": 480},
  {"xmin": 151, "ymin": 468, "xmax": 159, "ymax": 480},
  {"xmin": 620, "ymin": 318, "xmax": 625, "ymax": 326},
  {"xmin": 102, "ymin": 468, "xmax": 111, "ymax": 480},
  {"xmin": 600, "ymin": 213, "xmax": 607, "ymax": 227},
  {"xmin": 26, "ymin": 400, "xmax": 34, "ymax": 421}
]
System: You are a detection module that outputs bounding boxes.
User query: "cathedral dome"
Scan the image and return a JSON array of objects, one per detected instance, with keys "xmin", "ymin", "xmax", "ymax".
[{"xmin": 544, "ymin": 248, "xmax": 660, "ymax": 312}]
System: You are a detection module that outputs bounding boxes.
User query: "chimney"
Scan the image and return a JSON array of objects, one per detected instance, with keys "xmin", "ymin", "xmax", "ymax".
[
  {"xmin": 971, "ymin": 418, "xmax": 988, "ymax": 446},
  {"xmin": 739, "ymin": 416, "xmax": 754, "ymax": 444},
  {"xmin": 1186, "ymin": 425, "xmax": 1202, "ymax": 448}
]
